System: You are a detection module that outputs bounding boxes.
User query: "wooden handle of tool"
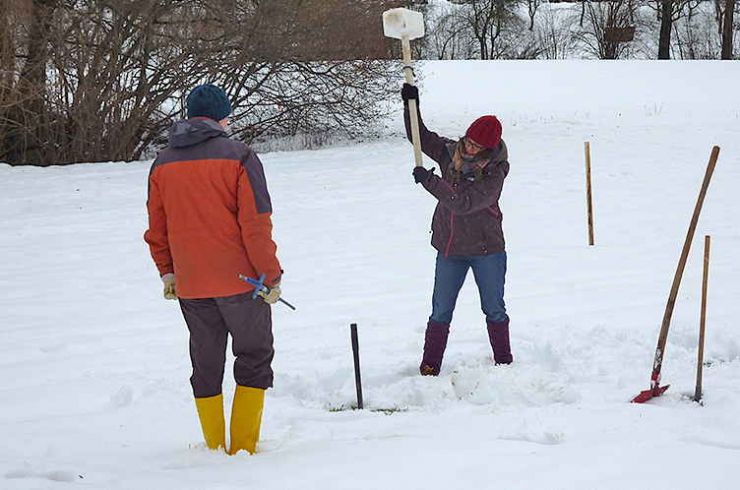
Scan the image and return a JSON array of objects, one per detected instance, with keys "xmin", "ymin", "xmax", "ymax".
[
  {"xmin": 694, "ymin": 235, "xmax": 711, "ymax": 402},
  {"xmin": 402, "ymin": 36, "xmax": 423, "ymax": 167}
]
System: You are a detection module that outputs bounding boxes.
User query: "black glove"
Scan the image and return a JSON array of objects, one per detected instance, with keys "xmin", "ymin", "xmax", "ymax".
[
  {"xmin": 413, "ymin": 166, "xmax": 434, "ymax": 184},
  {"xmin": 401, "ymin": 83, "xmax": 419, "ymax": 104}
]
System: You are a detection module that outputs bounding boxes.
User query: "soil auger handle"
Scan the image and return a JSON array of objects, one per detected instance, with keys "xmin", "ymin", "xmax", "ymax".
[{"xmin": 238, "ymin": 273, "xmax": 296, "ymax": 311}]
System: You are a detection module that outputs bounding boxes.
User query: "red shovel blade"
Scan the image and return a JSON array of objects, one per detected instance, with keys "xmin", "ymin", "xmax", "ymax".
[{"xmin": 631, "ymin": 384, "xmax": 670, "ymax": 404}]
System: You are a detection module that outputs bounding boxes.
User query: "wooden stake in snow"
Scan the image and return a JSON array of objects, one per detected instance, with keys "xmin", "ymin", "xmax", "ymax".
[
  {"xmin": 694, "ymin": 235, "xmax": 711, "ymax": 403},
  {"xmin": 584, "ymin": 141, "xmax": 595, "ymax": 246},
  {"xmin": 383, "ymin": 8, "xmax": 425, "ymax": 167},
  {"xmin": 632, "ymin": 146, "xmax": 720, "ymax": 404}
]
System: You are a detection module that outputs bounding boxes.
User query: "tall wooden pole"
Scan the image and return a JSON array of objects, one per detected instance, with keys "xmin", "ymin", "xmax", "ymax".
[
  {"xmin": 585, "ymin": 141, "xmax": 595, "ymax": 246},
  {"xmin": 694, "ymin": 235, "xmax": 711, "ymax": 402}
]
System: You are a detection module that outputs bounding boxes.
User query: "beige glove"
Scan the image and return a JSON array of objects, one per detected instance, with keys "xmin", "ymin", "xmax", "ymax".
[
  {"xmin": 162, "ymin": 273, "xmax": 177, "ymax": 300},
  {"xmin": 257, "ymin": 282, "xmax": 281, "ymax": 305}
]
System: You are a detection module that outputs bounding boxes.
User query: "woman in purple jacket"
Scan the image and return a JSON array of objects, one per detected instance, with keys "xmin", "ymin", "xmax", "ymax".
[{"xmin": 403, "ymin": 83, "xmax": 512, "ymax": 376}]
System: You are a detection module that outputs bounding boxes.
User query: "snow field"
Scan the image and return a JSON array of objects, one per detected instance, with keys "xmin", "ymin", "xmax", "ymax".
[{"xmin": 1, "ymin": 61, "xmax": 739, "ymax": 489}]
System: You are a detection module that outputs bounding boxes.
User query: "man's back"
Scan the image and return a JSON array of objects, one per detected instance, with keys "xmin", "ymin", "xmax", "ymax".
[{"xmin": 145, "ymin": 118, "xmax": 281, "ymax": 299}]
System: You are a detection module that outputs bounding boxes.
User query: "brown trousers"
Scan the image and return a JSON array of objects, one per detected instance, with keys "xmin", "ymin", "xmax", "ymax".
[{"xmin": 179, "ymin": 292, "xmax": 274, "ymax": 398}]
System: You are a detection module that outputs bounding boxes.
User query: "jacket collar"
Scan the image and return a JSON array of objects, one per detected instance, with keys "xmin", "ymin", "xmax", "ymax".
[{"xmin": 168, "ymin": 118, "xmax": 226, "ymax": 149}]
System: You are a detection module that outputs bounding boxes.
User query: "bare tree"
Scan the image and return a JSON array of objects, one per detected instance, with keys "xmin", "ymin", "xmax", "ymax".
[
  {"xmin": 650, "ymin": 1, "xmax": 700, "ymax": 59},
  {"xmin": 425, "ymin": 4, "xmax": 477, "ymax": 59},
  {"xmin": 458, "ymin": 0, "xmax": 539, "ymax": 59},
  {"xmin": 428, "ymin": 12, "xmax": 463, "ymax": 59},
  {"xmin": 536, "ymin": 4, "xmax": 577, "ymax": 59},
  {"xmin": 670, "ymin": 1, "xmax": 717, "ymax": 59},
  {"xmin": 577, "ymin": 0, "xmax": 639, "ymax": 59}
]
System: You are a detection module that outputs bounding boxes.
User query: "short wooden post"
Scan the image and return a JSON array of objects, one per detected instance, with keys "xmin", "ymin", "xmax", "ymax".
[
  {"xmin": 694, "ymin": 235, "xmax": 711, "ymax": 402},
  {"xmin": 584, "ymin": 141, "xmax": 595, "ymax": 246}
]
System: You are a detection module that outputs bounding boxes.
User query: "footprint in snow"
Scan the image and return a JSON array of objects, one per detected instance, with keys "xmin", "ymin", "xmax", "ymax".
[{"xmin": 5, "ymin": 467, "xmax": 82, "ymax": 482}]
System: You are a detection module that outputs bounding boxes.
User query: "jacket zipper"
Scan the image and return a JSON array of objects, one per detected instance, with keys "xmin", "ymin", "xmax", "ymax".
[{"xmin": 443, "ymin": 180, "xmax": 459, "ymax": 258}]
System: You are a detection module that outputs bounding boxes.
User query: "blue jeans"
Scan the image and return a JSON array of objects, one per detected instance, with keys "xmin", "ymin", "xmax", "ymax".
[{"xmin": 430, "ymin": 252, "xmax": 508, "ymax": 325}]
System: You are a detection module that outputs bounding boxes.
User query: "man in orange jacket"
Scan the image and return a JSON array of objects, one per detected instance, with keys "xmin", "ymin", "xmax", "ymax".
[{"xmin": 144, "ymin": 83, "xmax": 282, "ymax": 455}]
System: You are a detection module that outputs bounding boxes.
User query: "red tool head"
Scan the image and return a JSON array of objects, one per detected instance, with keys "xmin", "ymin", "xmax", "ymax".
[{"xmin": 631, "ymin": 385, "xmax": 670, "ymax": 404}]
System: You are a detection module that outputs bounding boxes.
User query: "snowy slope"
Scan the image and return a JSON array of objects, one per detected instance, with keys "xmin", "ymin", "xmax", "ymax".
[{"xmin": 1, "ymin": 61, "xmax": 740, "ymax": 489}]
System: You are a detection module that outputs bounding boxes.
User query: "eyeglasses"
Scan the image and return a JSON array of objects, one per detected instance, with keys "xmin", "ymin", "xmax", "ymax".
[{"xmin": 465, "ymin": 137, "xmax": 484, "ymax": 152}]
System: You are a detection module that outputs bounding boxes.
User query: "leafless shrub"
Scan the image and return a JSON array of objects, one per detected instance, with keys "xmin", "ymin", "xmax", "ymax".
[{"xmin": 1, "ymin": 0, "xmax": 400, "ymax": 165}]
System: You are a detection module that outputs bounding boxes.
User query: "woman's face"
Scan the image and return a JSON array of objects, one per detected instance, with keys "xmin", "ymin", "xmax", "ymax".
[{"xmin": 463, "ymin": 137, "xmax": 484, "ymax": 157}]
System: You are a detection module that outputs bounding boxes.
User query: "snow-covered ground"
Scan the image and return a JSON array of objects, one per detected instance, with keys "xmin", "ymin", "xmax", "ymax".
[{"xmin": 1, "ymin": 61, "xmax": 739, "ymax": 489}]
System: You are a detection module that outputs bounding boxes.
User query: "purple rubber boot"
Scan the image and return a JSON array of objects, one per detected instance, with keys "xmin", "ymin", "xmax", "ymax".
[
  {"xmin": 419, "ymin": 321, "xmax": 450, "ymax": 376},
  {"xmin": 487, "ymin": 318, "xmax": 513, "ymax": 365}
]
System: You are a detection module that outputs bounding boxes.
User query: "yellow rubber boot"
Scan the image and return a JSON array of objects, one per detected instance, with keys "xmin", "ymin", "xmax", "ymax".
[
  {"xmin": 194, "ymin": 394, "xmax": 226, "ymax": 450},
  {"xmin": 228, "ymin": 386, "xmax": 265, "ymax": 455}
]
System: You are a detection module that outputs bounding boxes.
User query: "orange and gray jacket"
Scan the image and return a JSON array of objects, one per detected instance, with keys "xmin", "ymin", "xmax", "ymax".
[
  {"xmin": 404, "ymin": 105, "xmax": 509, "ymax": 257},
  {"xmin": 144, "ymin": 118, "xmax": 281, "ymax": 299}
]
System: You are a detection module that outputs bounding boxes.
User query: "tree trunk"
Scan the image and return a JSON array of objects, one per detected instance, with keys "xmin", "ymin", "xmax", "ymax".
[
  {"xmin": 19, "ymin": 0, "xmax": 57, "ymax": 101},
  {"xmin": 479, "ymin": 35, "xmax": 488, "ymax": 60},
  {"xmin": 721, "ymin": 0, "xmax": 736, "ymax": 59},
  {"xmin": 528, "ymin": 0, "xmax": 537, "ymax": 31},
  {"xmin": 12, "ymin": 0, "xmax": 58, "ymax": 164},
  {"xmin": 715, "ymin": 0, "xmax": 724, "ymax": 36},
  {"xmin": 0, "ymin": 0, "xmax": 15, "ymax": 96},
  {"xmin": 658, "ymin": 0, "xmax": 673, "ymax": 59}
]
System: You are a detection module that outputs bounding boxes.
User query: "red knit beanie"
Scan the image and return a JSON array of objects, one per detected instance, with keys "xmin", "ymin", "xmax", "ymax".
[{"xmin": 465, "ymin": 115, "xmax": 502, "ymax": 149}]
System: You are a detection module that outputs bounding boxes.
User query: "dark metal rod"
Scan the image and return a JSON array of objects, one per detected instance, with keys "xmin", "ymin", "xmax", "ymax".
[
  {"xmin": 350, "ymin": 323, "xmax": 363, "ymax": 409},
  {"xmin": 278, "ymin": 297, "xmax": 296, "ymax": 310}
]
